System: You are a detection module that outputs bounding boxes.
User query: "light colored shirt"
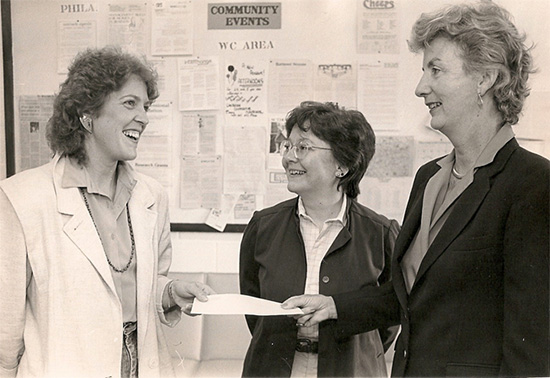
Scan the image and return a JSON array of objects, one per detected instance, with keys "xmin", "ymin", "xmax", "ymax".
[
  {"xmin": 63, "ymin": 158, "xmax": 138, "ymax": 322},
  {"xmin": 402, "ymin": 125, "xmax": 515, "ymax": 292},
  {"xmin": 291, "ymin": 195, "xmax": 347, "ymax": 377}
]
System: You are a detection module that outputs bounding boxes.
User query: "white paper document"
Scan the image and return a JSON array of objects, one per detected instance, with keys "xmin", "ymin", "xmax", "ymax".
[{"xmin": 191, "ymin": 294, "xmax": 304, "ymax": 316}]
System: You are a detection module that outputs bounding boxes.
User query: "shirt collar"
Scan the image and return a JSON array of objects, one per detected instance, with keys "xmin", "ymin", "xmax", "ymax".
[
  {"xmin": 298, "ymin": 194, "xmax": 348, "ymax": 225},
  {"xmin": 437, "ymin": 124, "xmax": 515, "ymax": 170},
  {"xmin": 62, "ymin": 157, "xmax": 137, "ymax": 198},
  {"xmin": 474, "ymin": 123, "xmax": 514, "ymax": 168}
]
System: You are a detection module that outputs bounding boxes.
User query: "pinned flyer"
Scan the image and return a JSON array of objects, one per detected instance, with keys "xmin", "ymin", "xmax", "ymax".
[{"xmin": 205, "ymin": 194, "xmax": 237, "ymax": 231}]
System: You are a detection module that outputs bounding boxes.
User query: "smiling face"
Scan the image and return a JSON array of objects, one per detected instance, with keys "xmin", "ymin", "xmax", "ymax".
[
  {"xmin": 282, "ymin": 125, "xmax": 341, "ymax": 199},
  {"xmin": 85, "ymin": 75, "xmax": 151, "ymax": 165},
  {"xmin": 415, "ymin": 36, "xmax": 481, "ymax": 138}
]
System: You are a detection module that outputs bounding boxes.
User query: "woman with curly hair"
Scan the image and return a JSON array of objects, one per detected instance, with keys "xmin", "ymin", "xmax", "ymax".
[{"xmin": 0, "ymin": 46, "xmax": 214, "ymax": 378}]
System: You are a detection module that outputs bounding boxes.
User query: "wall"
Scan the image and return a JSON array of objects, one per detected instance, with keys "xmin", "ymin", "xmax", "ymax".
[{"xmin": 5, "ymin": 0, "xmax": 550, "ymax": 274}]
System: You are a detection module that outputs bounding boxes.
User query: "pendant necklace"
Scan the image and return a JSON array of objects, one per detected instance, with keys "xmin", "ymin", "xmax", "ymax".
[{"xmin": 79, "ymin": 187, "xmax": 135, "ymax": 273}]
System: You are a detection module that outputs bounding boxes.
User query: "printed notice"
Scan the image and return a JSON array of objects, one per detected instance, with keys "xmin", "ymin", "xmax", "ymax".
[
  {"xmin": 357, "ymin": 0, "xmax": 399, "ymax": 54},
  {"xmin": 268, "ymin": 60, "xmax": 314, "ymax": 113},
  {"xmin": 181, "ymin": 113, "xmax": 217, "ymax": 155},
  {"xmin": 233, "ymin": 194, "xmax": 256, "ymax": 221},
  {"xmin": 178, "ymin": 57, "xmax": 220, "ymax": 111},
  {"xmin": 199, "ymin": 155, "xmax": 223, "ymax": 209},
  {"xmin": 358, "ymin": 59, "xmax": 399, "ymax": 131},
  {"xmin": 148, "ymin": 58, "xmax": 168, "ymax": 93},
  {"xmin": 223, "ymin": 126, "xmax": 266, "ymax": 194},
  {"xmin": 415, "ymin": 140, "xmax": 452, "ymax": 169},
  {"xmin": 268, "ymin": 60, "xmax": 313, "ymax": 114},
  {"xmin": 57, "ymin": 20, "xmax": 97, "ymax": 73},
  {"xmin": 151, "ymin": 0, "xmax": 193, "ymax": 56},
  {"xmin": 267, "ymin": 116, "xmax": 286, "ymax": 168},
  {"xmin": 18, "ymin": 96, "xmax": 54, "ymax": 172},
  {"xmin": 314, "ymin": 64, "xmax": 357, "ymax": 109},
  {"xmin": 133, "ymin": 101, "xmax": 173, "ymax": 188},
  {"xmin": 358, "ymin": 176, "xmax": 411, "ymax": 223},
  {"xmin": 180, "ymin": 155, "xmax": 223, "ymax": 209},
  {"xmin": 108, "ymin": 3, "xmax": 146, "ymax": 52},
  {"xmin": 180, "ymin": 155, "xmax": 201, "ymax": 208},
  {"xmin": 366, "ymin": 136, "xmax": 414, "ymax": 179},
  {"xmin": 264, "ymin": 169, "xmax": 293, "ymax": 208}
]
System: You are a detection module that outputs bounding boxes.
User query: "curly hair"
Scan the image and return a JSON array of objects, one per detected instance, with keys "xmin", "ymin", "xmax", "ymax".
[
  {"xmin": 46, "ymin": 46, "xmax": 159, "ymax": 165},
  {"xmin": 408, "ymin": 0, "xmax": 535, "ymax": 125},
  {"xmin": 284, "ymin": 101, "xmax": 375, "ymax": 199}
]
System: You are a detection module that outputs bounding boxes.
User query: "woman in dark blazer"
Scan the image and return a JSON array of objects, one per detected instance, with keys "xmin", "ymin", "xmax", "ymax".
[
  {"xmin": 239, "ymin": 102, "xmax": 399, "ymax": 377},
  {"xmin": 283, "ymin": 2, "xmax": 549, "ymax": 377}
]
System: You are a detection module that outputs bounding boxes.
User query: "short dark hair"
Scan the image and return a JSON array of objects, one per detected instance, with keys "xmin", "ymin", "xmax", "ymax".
[
  {"xmin": 284, "ymin": 101, "xmax": 375, "ymax": 199},
  {"xmin": 408, "ymin": 1, "xmax": 534, "ymax": 125},
  {"xmin": 46, "ymin": 46, "xmax": 159, "ymax": 165}
]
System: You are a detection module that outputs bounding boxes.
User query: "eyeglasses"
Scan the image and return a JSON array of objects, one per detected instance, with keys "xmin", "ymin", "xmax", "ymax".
[{"xmin": 280, "ymin": 139, "xmax": 332, "ymax": 159}]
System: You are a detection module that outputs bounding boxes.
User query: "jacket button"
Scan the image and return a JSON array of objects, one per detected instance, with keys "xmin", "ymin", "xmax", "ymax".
[
  {"xmin": 322, "ymin": 276, "xmax": 330, "ymax": 284},
  {"xmin": 403, "ymin": 349, "xmax": 407, "ymax": 358}
]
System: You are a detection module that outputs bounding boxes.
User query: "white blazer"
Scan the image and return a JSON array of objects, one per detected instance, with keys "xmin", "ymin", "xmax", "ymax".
[{"xmin": 0, "ymin": 155, "xmax": 180, "ymax": 378}]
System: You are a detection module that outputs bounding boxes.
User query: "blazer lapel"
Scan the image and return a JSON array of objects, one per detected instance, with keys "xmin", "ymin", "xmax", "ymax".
[
  {"xmin": 130, "ymin": 180, "xmax": 157, "ymax": 351},
  {"xmin": 413, "ymin": 175, "xmax": 490, "ymax": 285},
  {"xmin": 394, "ymin": 185, "xmax": 423, "ymax": 310},
  {"xmin": 55, "ymin": 157, "xmax": 118, "ymax": 296},
  {"xmin": 326, "ymin": 227, "xmax": 351, "ymax": 256},
  {"xmin": 413, "ymin": 140, "xmax": 518, "ymax": 288},
  {"xmin": 394, "ymin": 163, "xmax": 439, "ymax": 310}
]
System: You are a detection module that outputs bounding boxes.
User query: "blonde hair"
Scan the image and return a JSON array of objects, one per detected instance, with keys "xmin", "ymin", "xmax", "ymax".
[{"xmin": 408, "ymin": 1, "xmax": 535, "ymax": 125}]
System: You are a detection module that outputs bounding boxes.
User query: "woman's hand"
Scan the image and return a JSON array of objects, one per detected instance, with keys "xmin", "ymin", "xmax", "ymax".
[
  {"xmin": 170, "ymin": 280, "xmax": 216, "ymax": 315},
  {"xmin": 281, "ymin": 294, "xmax": 338, "ymax": 327}
]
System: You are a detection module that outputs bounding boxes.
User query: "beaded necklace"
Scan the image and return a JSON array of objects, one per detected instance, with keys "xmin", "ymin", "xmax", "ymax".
[{"xmin": 79, "ymin": 187, "xmax": 135, "ymax": 273}]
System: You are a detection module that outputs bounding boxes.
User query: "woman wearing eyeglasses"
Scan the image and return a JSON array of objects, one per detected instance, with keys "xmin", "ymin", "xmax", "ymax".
[{"xmin": 239, "ymin": 101, "xmax": 400, "ymax": 377}]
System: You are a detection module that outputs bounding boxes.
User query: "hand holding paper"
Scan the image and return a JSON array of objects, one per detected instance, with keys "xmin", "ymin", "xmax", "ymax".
[
  {"xmin": 171, "ymin": 280, "xmax": 216, "ymax": 315},
  {"xmin": 191, "ymin": 294, "xmax": 304, "ymax": 316},
  {"xmin": 281, "ymin": 294, "xmax": 338, "ymax": 327}
]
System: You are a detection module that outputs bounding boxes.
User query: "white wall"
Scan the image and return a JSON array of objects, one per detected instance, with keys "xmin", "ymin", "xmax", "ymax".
[{"xmin": 5, "ymin": 0, "xmax": 550, "ymax": 274}]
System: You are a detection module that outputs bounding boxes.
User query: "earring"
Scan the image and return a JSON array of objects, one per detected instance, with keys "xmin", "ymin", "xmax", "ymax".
[
  {"xmin": 79, "ymin": 115, "xmax": 93, "ymax": 133},
  {"xmin": 477, "ymin": 88, "xmax": 484, "ymax": 107},
  {"xmin": 336, "ymin": 170, "xmax": 345, "ymax": 178}
]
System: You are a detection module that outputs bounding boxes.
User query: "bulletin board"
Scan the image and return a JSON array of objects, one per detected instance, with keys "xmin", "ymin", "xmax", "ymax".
[{"xmin": 3, "ymin": 0, "xmax": 550, "ymax": 232}]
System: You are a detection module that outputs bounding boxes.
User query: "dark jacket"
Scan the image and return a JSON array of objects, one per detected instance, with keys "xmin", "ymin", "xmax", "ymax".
[
  {"xmin": 239, "ymin": 196, "xmax": 400, "ymax": 377},
  {"xmin": 333, "ymin": 139, "xmax": 550, "ymax": 377}
]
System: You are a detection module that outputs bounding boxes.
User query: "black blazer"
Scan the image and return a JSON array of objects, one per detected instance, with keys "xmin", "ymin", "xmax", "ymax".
[
  {"xmin": 240, "ymin": 197, "xmax": 400, "ymax": 377},
  {"xmin": 333, "ymin": 139, "xmax": 550, "ymax": 377}
]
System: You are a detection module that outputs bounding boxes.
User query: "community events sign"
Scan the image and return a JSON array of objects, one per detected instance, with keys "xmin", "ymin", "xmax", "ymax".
[{"xmin": 208, "ymin": 2, "xmax": 281, "ymax": 29}]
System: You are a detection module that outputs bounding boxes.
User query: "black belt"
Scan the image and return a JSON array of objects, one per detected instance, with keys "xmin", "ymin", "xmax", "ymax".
[{"xmin": 295, "ymin": 338, "xmax": 318, "ymax": 354}]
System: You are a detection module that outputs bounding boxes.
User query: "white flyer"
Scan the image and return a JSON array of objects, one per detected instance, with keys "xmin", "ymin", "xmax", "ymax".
[{"xmin": 191, "ymin": 294, "xmax": 304, "ymax": 316}]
